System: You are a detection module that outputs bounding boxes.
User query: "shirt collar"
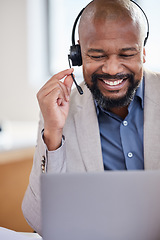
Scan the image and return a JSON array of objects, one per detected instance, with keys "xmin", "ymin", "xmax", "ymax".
[{"xmin": 134, "ymin": 76, "xmax": 144, "ymax": 109}]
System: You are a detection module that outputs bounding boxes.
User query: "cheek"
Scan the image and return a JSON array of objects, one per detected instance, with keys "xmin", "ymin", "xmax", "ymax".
[
  {"xmin": 82, "ymin": 65, "xmax": 90, "ymax": 86},
  {"xmin": 82, "ymin": 61, "xmax": 98, "ymax": 85},
  {"xmin": 135, "ymin": 67, "xmax": 143, "ymax": 82},
  {"xmin": 131, "ymin": 57, "xmax": 144, "ymax": 80},
  {"xmin": 81, "ymin": 48, "xmax": 103, "ymax": 81},
  {"xmin": 123, "ymin": 53, "xmax": 144, "ymax": 80},
  {"xmin": 82, "ymin": 56, "xmax": 104, "ymax": 84}
]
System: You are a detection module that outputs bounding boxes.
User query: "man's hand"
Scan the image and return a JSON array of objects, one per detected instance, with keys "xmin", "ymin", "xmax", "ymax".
[{"xmin": 37, "ymin": 68, "xmax": 74, "ymax": 151}]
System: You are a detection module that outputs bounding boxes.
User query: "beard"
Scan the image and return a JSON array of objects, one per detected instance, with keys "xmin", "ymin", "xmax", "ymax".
[{"xmin": 85, "ymin": 73, "xmax": 141, "ymax": 110}]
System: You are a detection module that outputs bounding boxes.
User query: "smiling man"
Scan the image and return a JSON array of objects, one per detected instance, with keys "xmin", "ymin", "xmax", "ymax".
[
  {"xmin": 79, "ymin": 0, "xmax": 146, "ymax": 118},
  {"xmin": 22, "ymin": 0, "xmax": 160, "ymax": 235}
]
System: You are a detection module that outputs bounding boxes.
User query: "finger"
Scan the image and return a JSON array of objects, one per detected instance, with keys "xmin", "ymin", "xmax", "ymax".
[
  {"xmin": 39, "ymin": 72, "xmax": 74, "ymax": 102},
  {"xmin": 54, "ymin": 68, "xmax": 74, "ymax": 81},
  {"xmin": 37, "ymin": 68, "xmax": 75, "ymax": 105},
  {"xmin": 38, "ymin": 68, "xmax": 74, "ymax": 96},
  {"xmin": 37, "ymin": 82, "xmax": 66, "ymax": 107},
  {"xmin": 58, "ymin": 81, "xmax": 70, "ymax": 102},
  {"xmin": 63, "ymin": 74, "xmax": 74, "ymax": 95},
  {"xmin": 41, "ymin": 86, "xmax": 66, "ymax": 108}
]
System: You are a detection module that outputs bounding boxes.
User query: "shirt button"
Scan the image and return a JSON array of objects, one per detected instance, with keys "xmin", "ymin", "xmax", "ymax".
[
  {"xmin": 123, "ymin": 120, "xmax": 128, "ymax": 126},
  {"xmin": 128, "ymin": 152, "xmax": 133, "ymax": 158}
]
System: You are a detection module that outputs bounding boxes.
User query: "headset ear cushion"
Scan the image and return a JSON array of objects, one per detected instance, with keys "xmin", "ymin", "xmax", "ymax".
[{"xmin": 69, "ymin": 44, "xmax": 82, "ymax": 66}]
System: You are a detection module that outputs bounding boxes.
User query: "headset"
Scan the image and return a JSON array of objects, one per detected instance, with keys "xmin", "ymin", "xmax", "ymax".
[{"xmin": 68, "ymin": 0, "xmax": 150, "ymax": 95}]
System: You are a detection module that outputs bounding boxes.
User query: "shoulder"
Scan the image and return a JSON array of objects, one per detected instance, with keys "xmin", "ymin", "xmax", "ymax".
[
  {"xmin": 144, "ymin": 68, "xmax": 160, "ymax": 83},
  {"xmin": 144, "ymin": 68, "xmax": 160, "ymax": 102}
]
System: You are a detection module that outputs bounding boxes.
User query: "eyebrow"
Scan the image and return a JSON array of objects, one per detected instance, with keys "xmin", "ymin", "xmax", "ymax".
[
  {"xmin": 87, "ymin": 47, "xmax": 138, "ymax": 54},
  {"xmin": 121, "ymin": 47, "xmax": 137, "ymax": 52},
  {"xmin": 87, "ymin": 48, "xmax": 105, "ymax": 53}
]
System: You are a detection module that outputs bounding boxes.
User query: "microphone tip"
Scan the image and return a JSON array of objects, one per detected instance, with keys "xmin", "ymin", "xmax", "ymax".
[{"xmin": 77, "ymin": 85, "xmax": 83, "ymax": 95}]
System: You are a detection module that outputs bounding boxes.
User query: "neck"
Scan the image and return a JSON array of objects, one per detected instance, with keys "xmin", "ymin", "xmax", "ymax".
[{"xmin": 109, "ymin": 106, "xmax": 128, "ymax": 119}]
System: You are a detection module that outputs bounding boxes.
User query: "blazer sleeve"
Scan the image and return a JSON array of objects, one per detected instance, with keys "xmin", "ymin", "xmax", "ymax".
[{"xmin": 22, "ymin": 113, "xmax": 67, "ymax": 235}]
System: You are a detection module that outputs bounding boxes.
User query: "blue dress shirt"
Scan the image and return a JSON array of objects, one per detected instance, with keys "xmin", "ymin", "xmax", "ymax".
[{"xmin": 97, "ymin": 79, "xmax": 144, "ymax": 170}]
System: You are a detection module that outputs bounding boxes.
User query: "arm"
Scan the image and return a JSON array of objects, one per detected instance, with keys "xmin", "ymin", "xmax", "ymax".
[
  {"xmin": 22, "ymin": 69, "xmax": 74, "ymax": 235},
  {"xmin": 37, "ymin": 68, "xmax": 74, "ymax": 151}
]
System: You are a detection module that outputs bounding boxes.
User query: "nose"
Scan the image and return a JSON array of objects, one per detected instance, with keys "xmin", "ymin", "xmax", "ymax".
[{"xmin": 101, "ymin": 55, "xmax": 124, "ymax": 75}]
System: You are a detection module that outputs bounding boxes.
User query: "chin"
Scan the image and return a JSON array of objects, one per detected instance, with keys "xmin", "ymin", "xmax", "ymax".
[{"xmin": 85, "ymin": 79, "xmax": 140, "ymax": 110}]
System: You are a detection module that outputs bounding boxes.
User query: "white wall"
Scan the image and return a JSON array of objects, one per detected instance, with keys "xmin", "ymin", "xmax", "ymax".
[{"xmin": 0, "ymin": 0, "xmax": 39, "ymax": 122}]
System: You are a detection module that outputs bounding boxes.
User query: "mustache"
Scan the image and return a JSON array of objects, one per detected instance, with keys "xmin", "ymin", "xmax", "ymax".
[{"xmin": 91, "ymin": 73, "xmax": 133, "ymax": 82}]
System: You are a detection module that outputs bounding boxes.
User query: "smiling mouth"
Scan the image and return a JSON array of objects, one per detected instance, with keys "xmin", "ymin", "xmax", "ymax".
[{"xmin": 100, "ymin": 77, "xmax": 128, "ymax": 86}]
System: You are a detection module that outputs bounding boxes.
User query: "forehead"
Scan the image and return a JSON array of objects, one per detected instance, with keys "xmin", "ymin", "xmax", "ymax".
[{"xmin": 79, "ymin": 18, "xmax": 141, "ymax": 49}]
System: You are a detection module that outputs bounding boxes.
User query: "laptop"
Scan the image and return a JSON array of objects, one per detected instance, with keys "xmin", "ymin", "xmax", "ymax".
[{"xmin": 41, "ymin": 171, "xmax": 160, "ymax": 240}]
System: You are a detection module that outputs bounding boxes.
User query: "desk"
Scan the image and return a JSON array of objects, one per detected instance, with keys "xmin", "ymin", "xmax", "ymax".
[
  {"xmin": 0, "ymin": 147, "xmax": 35, "ymax": 232},
  {"xmin": 0, "ymin": 227, "xmax": 42, "ymax": 239},
  {"xmin": 21, "ymin": 232, "xmax": 42, "ymax": 239}
]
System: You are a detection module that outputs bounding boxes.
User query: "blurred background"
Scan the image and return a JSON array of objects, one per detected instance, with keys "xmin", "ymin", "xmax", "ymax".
[{"xmin": 0, "ymin": 0, "xmax": 159, "ymax": 233}]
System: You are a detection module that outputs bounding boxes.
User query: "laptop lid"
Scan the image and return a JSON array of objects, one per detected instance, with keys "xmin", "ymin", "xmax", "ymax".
[{"xmin": 41, "ymin": 171, "xmax": 160, "ymax": 240}]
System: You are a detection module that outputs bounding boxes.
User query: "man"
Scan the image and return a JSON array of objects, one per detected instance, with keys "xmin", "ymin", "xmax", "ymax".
[{"xmin": 22, "ymin": 0, "xmax": 160, "ymax": 235}]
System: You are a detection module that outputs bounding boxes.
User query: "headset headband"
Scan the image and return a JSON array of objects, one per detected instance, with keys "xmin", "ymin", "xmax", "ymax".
[{"xmin": 71, "ymin": 0, "xmax": 149, "ymax": 47}]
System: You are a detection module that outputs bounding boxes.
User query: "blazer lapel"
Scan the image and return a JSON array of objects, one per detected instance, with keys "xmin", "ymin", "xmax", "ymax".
[
  {"xmin": 144, "ymin": 69, "xmax": 160, "ymax": 169},
  {"xmin": 74, "ymin": 87, "xmax": 104, "ymax": 172}
]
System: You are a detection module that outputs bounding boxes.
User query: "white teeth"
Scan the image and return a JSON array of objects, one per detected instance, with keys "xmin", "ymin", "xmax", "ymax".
[{"xmin": 103, "ymin": 79, "xmax": 123, "ymax": 86}]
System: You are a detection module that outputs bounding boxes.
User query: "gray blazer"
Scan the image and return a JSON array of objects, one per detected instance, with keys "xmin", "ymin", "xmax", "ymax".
[
  {"xmin": 64, "ymin": 68, "xmax": 160, "ymax": 171},
  {"xmin": 22, "ymin": 69, "xmax": 160, "ymax": 235}
]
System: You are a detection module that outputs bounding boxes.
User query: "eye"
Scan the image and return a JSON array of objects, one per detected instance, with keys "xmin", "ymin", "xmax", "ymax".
[
  {"xmin": 120, "ymin": 54, "xmax": 136, "ymax": 58},
  {"xmin": 88, "ymin": 55, "xmax": 106, "ymax": 60}
]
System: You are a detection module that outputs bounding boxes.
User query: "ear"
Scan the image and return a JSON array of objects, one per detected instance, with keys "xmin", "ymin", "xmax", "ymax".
[{"xmin": 143, "ymin": 47, "xmax": 146, "ymax": 63}]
